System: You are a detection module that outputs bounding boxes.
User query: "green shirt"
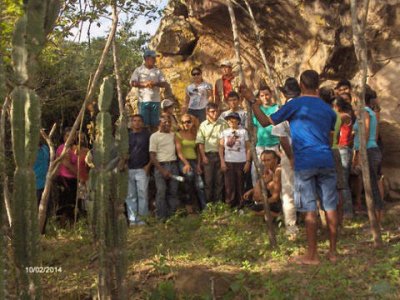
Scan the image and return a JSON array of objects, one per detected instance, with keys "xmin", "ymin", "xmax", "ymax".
[
  {"xmin": 252, "ymin": 104, "xmax": 280, "ymax": 147},
  {"xmin": 196, "ymin": 119, "xmax": 228, "ymax": 153},
  {"xmin": 176, "ymin": 133, "xmax": 197, "ymax": 160},
  {"xmin": 332, "ymin": 110, "xmax": 342, "ymax": 150}
]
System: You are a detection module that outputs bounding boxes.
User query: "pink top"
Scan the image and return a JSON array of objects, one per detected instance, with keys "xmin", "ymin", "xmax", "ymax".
[{"xmin": 56, "ymin": 144, "xmax": 78, "ymax": 179}]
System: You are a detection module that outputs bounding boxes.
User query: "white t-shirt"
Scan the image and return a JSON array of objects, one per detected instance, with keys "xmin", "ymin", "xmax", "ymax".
[
  {"xmin": 271, "ymin": 97, "xmax": 293, "ymax": 144},
  {"xmin": 219, "ymin": 109, "xmax": 248, "ymax": 128},
  {"xmin": 271, "ymin": 121, "xmax": 291, "ymax": 141},
  {"xmin": 220, "ymin": 128, "xmax": 249, "ymax": 163},
  {"xmin": 149, "ymin": 131, "xmax": 177, "ymax": 162},
  {"xmin": 130, "ymin": 64, "xmax": 166, "ymax": 102},
  {"xmin": 186, "ymin": 82, "xmax": 212, "ymax": 110}
]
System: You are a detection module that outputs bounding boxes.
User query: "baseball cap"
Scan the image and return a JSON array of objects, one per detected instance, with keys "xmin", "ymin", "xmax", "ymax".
[
  {"xmin": 220, "ymin": 60, "xmax": 233, "ymax": 67},
  {"xmin": 161, "ymin": 99, "xmax": 174, "ymax": 109},
  {"xmin": 224, "ymin": 112, "xmax": 241, "ymax": 122},
  {"xmin": 143, "ymin": 49, "xmax": 157, "ymax": 58}
]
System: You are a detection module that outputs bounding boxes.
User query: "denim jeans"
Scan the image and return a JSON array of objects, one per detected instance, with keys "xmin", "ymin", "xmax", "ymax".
[
  {"xmin": 125, "ymin": 169, "xmax": 149, "ymax": 224},
  {"xmin": 188, "ymin": 108, "xmax": 206, "ymax": 123},
  {"xmin": 178, "ymin": 160, "xmax": 206, "ymax": 210},
  {"xmin": 154, "ymin": 162, "xmax": 180, "ymax": 219},
  {"xmin": 339, "ymin": 147, "xmax": 353, "ymax": 215},
  {"xmin": 367, "ymin": 147, "xmax": 384, "ymax": 210},
  {"xmin": 294, "ymin": 168, "xmax": 338, "ymax": 212},
  {"xmin": 139, "ymin": 101, "xmax": 160, "ymax": 127}
]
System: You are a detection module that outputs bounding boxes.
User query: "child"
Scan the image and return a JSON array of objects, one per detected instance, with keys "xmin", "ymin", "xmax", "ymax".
[{"xmin": 219, "ymin": 112, "xmax": 251, "ymax": 207}]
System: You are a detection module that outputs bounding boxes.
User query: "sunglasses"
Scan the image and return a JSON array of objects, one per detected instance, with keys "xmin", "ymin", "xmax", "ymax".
[
  {"xmin": 182, "ymin": 120, "xmax": 192, "ymax": 124},
  {"xmin": 192, "ymin": 73, "xmax": 201, "ymax": 76}
]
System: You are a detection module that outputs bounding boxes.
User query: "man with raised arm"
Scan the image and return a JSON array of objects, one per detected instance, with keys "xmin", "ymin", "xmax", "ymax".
[{"xmin": 242, "ymin": 70, "xmax": 338, "ymax": 265}]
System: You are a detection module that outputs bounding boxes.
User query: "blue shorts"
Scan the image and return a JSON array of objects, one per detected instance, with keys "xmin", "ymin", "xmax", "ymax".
[
  {"xmin": 139, "ymin": 102, "xmax": 160, "ymax": 127},
  {"xmin": 294, "ymin": 168, "xmax": 338, "ymax": 212}
]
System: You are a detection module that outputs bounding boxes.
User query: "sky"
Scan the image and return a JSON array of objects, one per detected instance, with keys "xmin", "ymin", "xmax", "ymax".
[{"xmin": 69, "ymin": 0, "xmax": 168, "ymax": 42}]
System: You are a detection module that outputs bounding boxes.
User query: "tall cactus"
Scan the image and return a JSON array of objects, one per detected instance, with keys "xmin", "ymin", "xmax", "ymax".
[
  {"xmin": 9, "ymin": 0, "xmax": 61, "ymax": 298},
  {"xmin": 113, "ymin": 114, "xmax": 129, "ymax": 298},
  {"xmin": 10, "ymin": 85, "xmax": 42, "ymax": 299},
  {"xmin": 91, "ymin": 77, "xmax": 128, "ymax": 298}
]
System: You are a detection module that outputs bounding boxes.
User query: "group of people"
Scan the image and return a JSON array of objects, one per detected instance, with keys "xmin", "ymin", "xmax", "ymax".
[
  {"xmin": 34, "ymin": 49, "xmax": 385, "ymax": 265},
  {"xmin": 125, "ymin": 50, "xmax": 385, "ymax": 264}
]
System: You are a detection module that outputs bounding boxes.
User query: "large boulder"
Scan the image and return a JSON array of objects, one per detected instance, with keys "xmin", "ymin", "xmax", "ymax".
[{"xmin": 151, "ymin": 0, "xmax": 400, "ymax": 200}]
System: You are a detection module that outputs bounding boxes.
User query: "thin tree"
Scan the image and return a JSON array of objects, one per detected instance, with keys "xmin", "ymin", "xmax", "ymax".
[
  {"xmin": 226, "ymin": 0, "xmax": 277, "ymax": 248},
  {"xmin": 1, "ymin": 97, "xmax": 12, "ymax": 227},
  {"xmin": 241, "ymin": 0, "xmax": 282, "ymax": 105},
  {"xmin": 350, "ymin": 0, "xmax": 382, "ymax": 247}
]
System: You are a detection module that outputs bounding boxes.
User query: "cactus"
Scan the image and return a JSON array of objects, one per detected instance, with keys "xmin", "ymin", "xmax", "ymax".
[
  {"xmin": 10, "ymin": 87, "xmax": 42, "ymax": 299},
  {"xmin": 113, "ymin": 113, "xmax": 129, "ymax": 298},
  {"xmin": 91, "ymin": 77, "xmax": 128, "ymax": 298},
  {"xmin": 8, "ymin": 0, "xmax": 61, "ymax": 298}
]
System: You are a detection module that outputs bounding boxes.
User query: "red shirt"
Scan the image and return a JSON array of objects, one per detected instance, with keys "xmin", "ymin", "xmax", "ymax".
[
  {"xmin": 339, "ymin": 121, "xmax": 353, "ymax": 147},
  {"xmin": 222, "ymin": 76, "xmax": 233, "ymax": 100}
]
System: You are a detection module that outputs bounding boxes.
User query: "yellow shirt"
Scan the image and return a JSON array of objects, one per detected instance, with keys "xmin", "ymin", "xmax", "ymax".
[{"xmin": 176, "ymin": 133, "xmax": 197, "ymax": 160}]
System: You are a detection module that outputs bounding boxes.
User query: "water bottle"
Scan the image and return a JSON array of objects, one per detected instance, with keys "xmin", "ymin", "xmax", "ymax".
[{"xmin": 171, "ymin": 175, "xmax": 185, "ymax": 182}]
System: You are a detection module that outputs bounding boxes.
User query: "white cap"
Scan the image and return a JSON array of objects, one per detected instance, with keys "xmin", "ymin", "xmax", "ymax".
[{"xmin": 161, "ymin": 99, "xmax": 174, "ymax": 109}]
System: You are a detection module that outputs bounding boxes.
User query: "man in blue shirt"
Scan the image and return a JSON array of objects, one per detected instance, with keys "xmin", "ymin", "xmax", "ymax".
[{"xmin": 242, "ymin": 70, "xmax": 338, "ymax": 265}]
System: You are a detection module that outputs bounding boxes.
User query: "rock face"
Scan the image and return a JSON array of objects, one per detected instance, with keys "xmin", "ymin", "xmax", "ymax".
[{"xmin": 151, "ymin": 0, "xmax": 400, "ymax": 200}]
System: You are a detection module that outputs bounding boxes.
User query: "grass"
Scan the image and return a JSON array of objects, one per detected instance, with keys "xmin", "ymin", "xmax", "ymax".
[{"xmin": 37, "ymin": 202, "xmax": 400, "ymax": 299}]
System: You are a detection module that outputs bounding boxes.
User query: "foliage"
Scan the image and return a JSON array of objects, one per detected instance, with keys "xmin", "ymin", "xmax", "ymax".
[
  {"xmin": 34, "ymin": 203, "xmax": 400, "ymax": 298},
  {"xmin": 36, "ymin": 30, "xmax": 149, "ymax": 132},
  {"xmin": 0, "ymin": 0, "xmax": 23, "ymax": 60},
  {"xmin": 53, "ymin": 0, "xmax": 161, "ymax": 41}
]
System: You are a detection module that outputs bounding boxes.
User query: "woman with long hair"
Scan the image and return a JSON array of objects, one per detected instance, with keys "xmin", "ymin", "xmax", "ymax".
[{"xmin": 175, "ymin": 113, "xmax": 206, "ymax": 212}]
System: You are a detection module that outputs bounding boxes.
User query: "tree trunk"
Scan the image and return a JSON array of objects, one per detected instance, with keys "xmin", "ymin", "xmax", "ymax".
[
  {"xmin": 38, "ymin": 1, "xmax": 119, "ymax": 234},
  {"xmin": 0, "ymin": 51, "xmax": 7, "ymax": 300},
  {"xmin": 1, "ymin": 97, "xmax": 12, "ymax": 228},
  {"xmin": 243, "ymin": 0, "xmax": 282, "ymax": 105},
  {"xmin": 226, "ymin": 0, "xmax": 277, "ymax": 248},
  {"xmin": 350, "ymin": 0, "xmax": 382, "ymax": 247}
]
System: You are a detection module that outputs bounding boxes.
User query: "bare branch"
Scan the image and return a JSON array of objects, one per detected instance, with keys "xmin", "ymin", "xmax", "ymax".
[
  {"xmin": 226, "ymin": 0, "xmax": 277, "ymax": 248},
  {"xmin": 350, "ymin": 0, "xmax": 382, "ymax": 247}
]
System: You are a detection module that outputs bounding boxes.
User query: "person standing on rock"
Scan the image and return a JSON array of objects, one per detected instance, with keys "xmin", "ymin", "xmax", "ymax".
[
  {"xmin": 242, "ymin": 70, "xmax": 338, "ymax": 265},
  {"xmin": 214, "ymin": 60, "xmax": 241, "ymax": 109},
  {"xmin": 182, "ymin": 67, "xmax": 213, "ymax": 123},
  {"xmin": 130, "ymin": 49, "xmax": 168, "ymax": 131},
  {"xmin": 196, "ymin": 102, "xmax": 228, "ymax": 204}
]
